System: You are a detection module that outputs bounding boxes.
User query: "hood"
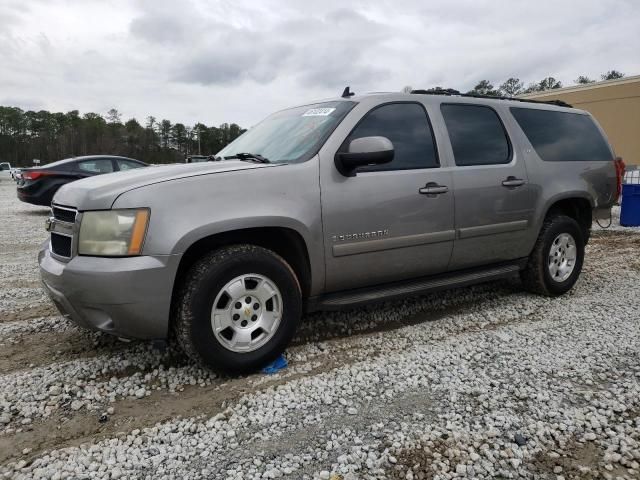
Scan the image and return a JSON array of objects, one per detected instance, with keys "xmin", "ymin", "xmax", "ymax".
[{"xmin": 54, "ymin": 160, "xmax": 278, "ymax": 210}]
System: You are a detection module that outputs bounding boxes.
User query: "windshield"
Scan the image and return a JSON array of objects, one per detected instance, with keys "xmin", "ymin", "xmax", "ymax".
[{"xmin": 217, "ymin": 101, "xmax": 355, "ymax": 164}]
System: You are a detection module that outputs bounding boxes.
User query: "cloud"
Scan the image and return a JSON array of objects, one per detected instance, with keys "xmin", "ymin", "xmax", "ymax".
[
  {"xmin": 174, "ymin": 37, "xmax": 293, "ymax": 85},
  {"xmin": 0, "ymin": 0, "xmax": 638, "ymax": 128}
]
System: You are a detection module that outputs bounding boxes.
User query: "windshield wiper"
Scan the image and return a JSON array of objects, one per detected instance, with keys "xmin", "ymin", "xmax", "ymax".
[{"xmin": 224, "ymin": 153, "xmax": 270, "ymax": 164}]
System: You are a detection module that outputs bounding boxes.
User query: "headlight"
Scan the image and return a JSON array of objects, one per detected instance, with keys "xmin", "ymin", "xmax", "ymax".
[{"xmin": 78, "ymin": 209, "xmax": 150, "ymax": 256}]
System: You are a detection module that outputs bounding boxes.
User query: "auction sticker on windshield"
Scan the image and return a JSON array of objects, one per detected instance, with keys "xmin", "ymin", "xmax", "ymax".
[{"xmin": 302, "ymin": 108, "xmax": 336, "ymax": 117}]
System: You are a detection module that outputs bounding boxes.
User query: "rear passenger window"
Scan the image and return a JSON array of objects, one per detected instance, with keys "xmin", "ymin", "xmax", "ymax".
[
  {"xmin": 117, "ymin": 159, "xmax": 144, "ymax": 170},
  {"xmin": 441, "ymin": 104, "xmax": 511, "ymax": 166},
  {"xmin": 345, "ymin": 103, "xmax": 438, "ymax": 171},
  {"xmin": 77, "ymin": 159, "xmax": 114, "ymax": 173},
  {"xmin": 510, "ymin": 108, "xmax": 612, "ymax": 162}
]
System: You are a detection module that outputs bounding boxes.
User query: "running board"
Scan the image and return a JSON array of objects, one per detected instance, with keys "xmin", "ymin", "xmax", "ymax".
[{"xmin": 307, "ymin": 261, "xmax": 525, "ymax": 312}]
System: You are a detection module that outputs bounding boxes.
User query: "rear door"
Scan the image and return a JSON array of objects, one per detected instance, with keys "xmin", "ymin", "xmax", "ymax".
[
  {"xmin": 320, "ymin": 101, "xmax": 455, "ymax": 292},
  {"xmin": 439, "ymin": 103, "xmax": 535, "ymax": 270}
]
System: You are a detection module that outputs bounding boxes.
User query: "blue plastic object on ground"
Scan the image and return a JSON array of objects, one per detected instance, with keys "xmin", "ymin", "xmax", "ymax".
[
  {"xmin": 262, "ymin": 354, "xmax": 288, "ymax": 374},
  {"xmin": 620, "ymin": 184, "xmax": 640, "ymax": 227}
]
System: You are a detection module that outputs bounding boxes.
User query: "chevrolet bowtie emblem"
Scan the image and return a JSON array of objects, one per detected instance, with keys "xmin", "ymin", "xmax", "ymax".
[{"xmin": 244, "ymin": 308, "xmax": 251, "ymax": 317}]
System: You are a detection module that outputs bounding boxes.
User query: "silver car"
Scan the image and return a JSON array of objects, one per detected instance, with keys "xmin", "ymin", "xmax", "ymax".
[{"xmin": 39, "ymin": 90, "xmax": 622, "ymax": 373}]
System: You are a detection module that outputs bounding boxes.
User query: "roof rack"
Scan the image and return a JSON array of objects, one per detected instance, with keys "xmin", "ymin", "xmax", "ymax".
[{"xmin": 410, "ymin": 88, "xmax": 573, "ymax": 108}]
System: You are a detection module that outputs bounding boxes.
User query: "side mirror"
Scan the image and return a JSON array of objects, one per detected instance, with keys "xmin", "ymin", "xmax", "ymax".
[{"xmin": 335, "ymin": 136, "xmax": 394, "ymax": 177}]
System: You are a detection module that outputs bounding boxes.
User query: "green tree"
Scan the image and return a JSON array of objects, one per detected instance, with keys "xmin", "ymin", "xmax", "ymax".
[
  {"xmin": 0, "ymin": 105, "xmax": 246, "ymax": 166},
  {"xmin": 145, "ymin": 116, "xmax": 156, "ymax": 130},
  {"xmin": 159, "ymin": 119, "xmax": 172, "ymax": 149},
  {"xmin": 467, "ymin": 80, "xmax": 499, "ymax": 96},
  {"xmin": 106, "ymin": 108, "xmax": 122, "ymax": 124},
  {"xmin": 537, "ymin": 77, "xmax": 562, "ymax": 91},
  {"xmin": 601, "ymin": 70, "xmax": 624, "ymax": 80},
  {"xmin": 498, "ymin": 78, "xmax": 524, "ymax": 96},
  {"xmin": 575, "ymin": 75, "xmax": 595, "ymax": 84},
  {"xmin": 170, "ymin": 123, "xmax": 187, "ymax": 153}
]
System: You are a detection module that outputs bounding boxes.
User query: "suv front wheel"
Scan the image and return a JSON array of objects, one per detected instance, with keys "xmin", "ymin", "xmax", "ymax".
[
  {"xmin": 521, "ymin": 214, "xmax": 585, "ymax": 296},
  {"xmin": 173, "ymin": 244, "xmax": 302, "ymax": 374}
]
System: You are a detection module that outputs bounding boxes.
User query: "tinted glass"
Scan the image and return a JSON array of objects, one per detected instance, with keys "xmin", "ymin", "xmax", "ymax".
[
  {"xmin": 217, "ymin": 101, "xmax": 355, "ymax": 164},
  {"xmin": 441, "ymin": 104, "xmax": 511, "ymax": 166},
  {"xmin": 346, "ymin": 103, "xmax": 438, "ymax": 171},
  {"xmin": 510, "ymin": 108, "xmax": 612, "ymax": 162},
  {"xmin": 77, "ymin": 159, "xmax": 114, "ymax": 173},
  {"xmin": 117, "ymin": 159, "xmax": 144, "ymax": 170}
]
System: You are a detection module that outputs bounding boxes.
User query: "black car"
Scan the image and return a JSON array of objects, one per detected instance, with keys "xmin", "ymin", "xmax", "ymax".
[
  {"xmin": 17, "ymin": 155, "xmax": 147, "ymax": 206},
  {"xmin": 185, "ymin": 155, "xmax": 211, "ymax": 163}
]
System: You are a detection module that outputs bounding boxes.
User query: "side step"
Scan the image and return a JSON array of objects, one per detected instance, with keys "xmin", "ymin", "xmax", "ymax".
[{"xmin": 307, "ymin": 261, "xmax": 525, "ymax": 312}]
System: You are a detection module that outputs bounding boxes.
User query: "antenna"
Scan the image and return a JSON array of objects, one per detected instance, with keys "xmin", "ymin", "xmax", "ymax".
[{"xmin": 341, "ymin": 86, "xmax": 355, "ymax": 98}]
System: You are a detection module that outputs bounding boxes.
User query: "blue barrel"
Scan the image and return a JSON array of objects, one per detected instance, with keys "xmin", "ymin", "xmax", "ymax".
[{"xmin": 620, "ymin": 184, "xmax": 640, "ymax": 227}]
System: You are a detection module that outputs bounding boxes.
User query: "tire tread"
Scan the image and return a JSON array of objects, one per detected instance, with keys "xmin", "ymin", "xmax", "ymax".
[
  {"xmin": 521, "ymin": 214, "xmax": 583, "ymax": 296},
  {"xmin": 171, "ymin": 244, "xmax": 301, "ymax": 371}
]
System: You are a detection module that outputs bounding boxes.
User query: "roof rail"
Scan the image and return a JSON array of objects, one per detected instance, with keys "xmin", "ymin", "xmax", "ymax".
[{"xmin": 410, "ymin": 88, "xmax": 573, "ymax": 108}]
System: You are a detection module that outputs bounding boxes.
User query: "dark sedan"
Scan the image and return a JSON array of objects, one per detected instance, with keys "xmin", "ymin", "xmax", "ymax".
[{"xmin": 17, "ymin": 155, "xmax": 147, "ymax": 206}]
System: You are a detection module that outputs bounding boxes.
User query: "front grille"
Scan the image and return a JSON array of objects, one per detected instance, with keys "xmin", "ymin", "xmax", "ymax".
[
  {"xmin": 51, "ymin": 233, "xmax": 72, "ymax": 257},
  {"xmin": 52, "ymin": 206, "xmax": 77, "ymax": 223}
]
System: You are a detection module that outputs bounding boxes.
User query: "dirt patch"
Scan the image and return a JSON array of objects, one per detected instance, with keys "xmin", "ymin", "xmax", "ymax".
[
  {"xmin": 0, "ymin": 303, "xmax": 58, "ymax": 323},
  {"xmin": 0, "ymin": 279, "xmax": 42, "ymax": 290},
  {"xmin": 385, "ymin": 438, "xmax": 450, "ymax": 480},
  {"xmin": 0, "ymin": 356, "xmax": 349, "ymax": 465},
  {"xmin": 530, "ymin": 437, "xmax": 634, "ymax": 479},
  {"xmin": 0, "ymin": 330, "xmax": 125, "ymax": 375},
  {"xmin": 590, "ymin": 230, "xmax": 640, "ymax": 249},
  {"xmin": 295, "ymin": 280, "xmax": 519, "ymax": 345}
]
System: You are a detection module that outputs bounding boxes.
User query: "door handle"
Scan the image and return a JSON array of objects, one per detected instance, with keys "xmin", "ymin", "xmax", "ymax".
[
  {"xmin": 502, "ymin": 176, "xmax": 525, "ymax": 188},
  {"xmin": 419, "ymin": 183, "xmax": 449, "ymax": 195}
]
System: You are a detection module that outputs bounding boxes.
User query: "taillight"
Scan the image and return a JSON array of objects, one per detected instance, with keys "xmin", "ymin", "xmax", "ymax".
[
  {"xmin": 23, "ymin": 171, "xmax": 52, "ymax": 181},
  {"xmin": 614, "ymin": 157, "xmax": 625, "ymax": 199}
]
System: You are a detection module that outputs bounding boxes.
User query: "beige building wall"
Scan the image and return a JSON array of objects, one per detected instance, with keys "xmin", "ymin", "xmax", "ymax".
[{"xmin": 519, "ymin": 75, "xmax": 640, "ymax": 165}]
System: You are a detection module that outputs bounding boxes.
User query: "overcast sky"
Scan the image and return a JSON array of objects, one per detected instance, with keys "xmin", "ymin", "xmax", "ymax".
[{"xmin": 1, "ymin": 0, "xmax": 638, "ymax": 127}]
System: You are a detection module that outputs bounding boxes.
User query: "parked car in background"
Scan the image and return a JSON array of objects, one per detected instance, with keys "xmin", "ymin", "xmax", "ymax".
[
  {"xmin": 17, "ymin": 155, "xmax": 147, "ymax": 206},
  {"xmin": 0, "ymin": 162, "xmax": 21, "ymax": 181},
  {"xmin": 185, "ymin": 155, "xmax": 211, "ymax": 163},
  {"xmin": 39, "ymin": 91, "xmax": 621, "ymax": 373}
]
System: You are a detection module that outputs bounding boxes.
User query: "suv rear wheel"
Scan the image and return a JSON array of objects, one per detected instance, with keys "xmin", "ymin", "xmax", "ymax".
[
  {"xmin": 521, "ymin": 214, "xmax": 585, "ymax": 296},
  {"xmin": 173, "ymin": 244, "xmax": 302, "ymax": 374}
]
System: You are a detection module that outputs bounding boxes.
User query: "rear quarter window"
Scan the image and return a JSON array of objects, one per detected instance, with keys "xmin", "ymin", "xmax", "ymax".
[
  {"xmin": 440, "ymin": 104, "xmax": 511, "ymax": 166},
  {"xmin": 510, "ymin": 108, "xmax": 612, "ymax": 162}
]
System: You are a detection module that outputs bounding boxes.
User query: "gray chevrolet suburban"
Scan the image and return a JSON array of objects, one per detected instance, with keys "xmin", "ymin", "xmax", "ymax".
[{"xmin": 39, "ymin": 90, "xmax": 624, "ymax": 373}]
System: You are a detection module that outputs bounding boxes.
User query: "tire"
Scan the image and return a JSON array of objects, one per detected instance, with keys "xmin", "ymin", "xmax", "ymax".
[
  {"xmin": 173, "ymin": 244, "xmax": 302, "ymax": 374},
  {"xmin": 521, "ymin": 214, "xmax": 585, "ymax": 296}
]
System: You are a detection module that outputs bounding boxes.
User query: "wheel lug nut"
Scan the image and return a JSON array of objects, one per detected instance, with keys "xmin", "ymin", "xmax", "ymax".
[
  {"xmin": 245, "ymin": 297, "xmax": 251, "ymax": 304},
  {"xmin": 241, "ymin": 320, "xmax": 248, "ymax": 327},
  {"xmin": 251, "ymin": 315, "xmax": 257, "ymax": 321},
  {"xmin": 253, "ymin": 303, "xmax": 260, "ymax": 310},
  {"xmin": 235, "ymin": 302, "xmax": 241, "ymax": 309},
  {"xmin": 233, "ymin": 314, "xmax": 239, "ymax": 321}
]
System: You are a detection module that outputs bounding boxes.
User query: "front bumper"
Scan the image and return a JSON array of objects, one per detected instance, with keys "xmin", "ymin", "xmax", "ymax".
[{"xmin": 38, "ymin": 243, "xmax": 181, "ymax": 339}]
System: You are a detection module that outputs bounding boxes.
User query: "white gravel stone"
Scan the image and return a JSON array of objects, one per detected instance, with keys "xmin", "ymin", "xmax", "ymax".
[{"xmin": 0, "ymin": 177, "xmax": 639, "ymax": 479}]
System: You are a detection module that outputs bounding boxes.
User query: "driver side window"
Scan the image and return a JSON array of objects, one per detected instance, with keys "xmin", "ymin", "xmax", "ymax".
[{"xmin": 345, "ymin": 103, "xmax": 439, "ymax": 171}]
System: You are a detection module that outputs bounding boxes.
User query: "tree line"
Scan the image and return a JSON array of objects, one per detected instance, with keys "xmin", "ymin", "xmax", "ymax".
[
  {"xmin": 452, "ymin": 70, "xmax": 625, "ymax": 97},
  {"xmin": 405, "ymin": 70, "xmax": 625, "ymax": 97},
  {"xmin": 0, "ymin": 107, "xmax": 245, "ymax": 167},
  {"xmin": 1, "ymin": 69, "xmax": 627, "ymax": 167}
]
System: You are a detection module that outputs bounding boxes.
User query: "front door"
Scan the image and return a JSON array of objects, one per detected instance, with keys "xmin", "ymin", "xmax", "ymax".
[
  {"xmin": 320, "ymin": 102, "xmax": 455, "ymax": 292},
  {"xmin": 438, "ymin": 103, "xmax": 534, "ymax": 270}
]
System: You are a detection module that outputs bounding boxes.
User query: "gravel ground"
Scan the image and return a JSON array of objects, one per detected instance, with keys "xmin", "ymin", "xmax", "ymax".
[{"xmin": 0, "ymin": 172, "xmax": 639, "ymax": 479}]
